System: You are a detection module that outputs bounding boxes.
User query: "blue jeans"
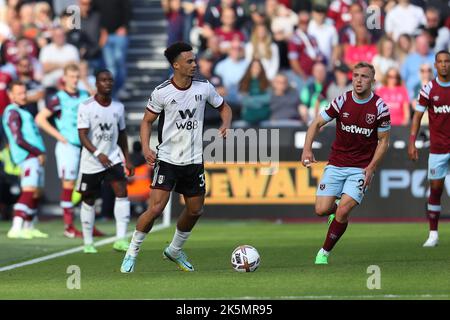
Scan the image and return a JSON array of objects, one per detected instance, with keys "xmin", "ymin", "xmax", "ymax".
[{"xmin": 102, "ymin": 34, "xmax": 129, "ymax": 96}]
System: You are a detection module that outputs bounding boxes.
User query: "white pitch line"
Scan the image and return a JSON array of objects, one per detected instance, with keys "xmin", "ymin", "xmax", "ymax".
[
  {"xmin": 0, "ymin": 224, "xmax": 169, "ymax": 273},
  {"xmin": 172, "ymin": 294, "xmax": 450, "ymax": 300}
]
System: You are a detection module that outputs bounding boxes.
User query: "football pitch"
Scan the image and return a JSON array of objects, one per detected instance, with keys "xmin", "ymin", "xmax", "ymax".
[{"xmin": 0, "ymin": 218, "xmax": 450, "ymax": 300}]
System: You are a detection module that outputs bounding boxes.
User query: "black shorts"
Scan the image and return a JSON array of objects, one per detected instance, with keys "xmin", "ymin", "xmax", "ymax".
[
  {"xmin": 77, "ymin": 163, "xmax": 126, "ymax": 195},
  {"xmin": 151, "ymin": 160, "xmax": 205, "ymax": 197}
]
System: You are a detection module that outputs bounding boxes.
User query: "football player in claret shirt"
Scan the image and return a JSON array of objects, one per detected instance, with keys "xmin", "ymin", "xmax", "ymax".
[
  {"xmin": 301, "ymin": 62, "xmax": 391, "ymax": 265},
  {"xmin": 408, "ymin": 50, "xmax": 450, "ymax": 247}
]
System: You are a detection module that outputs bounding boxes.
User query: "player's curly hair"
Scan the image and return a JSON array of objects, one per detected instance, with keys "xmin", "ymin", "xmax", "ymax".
[{"xmin": 164, "ymin": 42, "xmax": 193, "ymax": 65}]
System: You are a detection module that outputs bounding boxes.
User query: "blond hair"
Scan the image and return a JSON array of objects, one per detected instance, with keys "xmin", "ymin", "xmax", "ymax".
[
  {"xmin": 64, "ymin": 63, "xmax": 80, "ymax": 74},
  {"xmin": 353, "ymin": 62, "xmax": 375, "ymax": 78}
]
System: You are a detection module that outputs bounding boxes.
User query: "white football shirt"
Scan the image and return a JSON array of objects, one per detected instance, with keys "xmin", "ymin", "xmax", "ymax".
[
  {"xmin": 77, "ymin": 97, "xmax": 126, "ymax": 174},
  {"xmin": 147, "ymin": 78, "xmax": 224, "ymax": 165}
]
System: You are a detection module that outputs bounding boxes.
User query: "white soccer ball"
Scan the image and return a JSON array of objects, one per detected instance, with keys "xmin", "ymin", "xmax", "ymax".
[{"xmin": 231, "ymin": 245, "xmax": 260, "ymax": 272}]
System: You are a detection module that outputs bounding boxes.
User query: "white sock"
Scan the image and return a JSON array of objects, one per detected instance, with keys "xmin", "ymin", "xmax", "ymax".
[
  {"xmin": 126, "ymin": 229, "xmax": 147, "ymax": 257},
  {"xmin": 429, "ymin": 230, "xmax": 438, "ymax": 239},
  {"xmin": 11, "ymin": 216, "xmax": 24, "ymax": 232},
  {"xmin": 168, "ymin": 229, "xmax": 191, "ymax": 257},
  {"xmin": 80, "ymin": 202, "xmax": 95, "ymax": 245},
  {"xmin": 319, "ymin": 248, "xmax": 330, "ymax": 256},
  {"xmin": 114, "ymin": 197, "xmax": 130, "ymax": 240},
  {"xmin": 23, "ymin": 215, "xmax": 36, "ymax": 230}
]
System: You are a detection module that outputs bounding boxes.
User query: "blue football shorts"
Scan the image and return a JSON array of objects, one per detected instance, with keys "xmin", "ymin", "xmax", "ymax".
[
  {"xmin": 19, "ymin": 156, "xmax": 44, "ymax": 188},
  {"xmin": 428, "ymin": 153, "xmax": 450, "ymax": 180},
  {"xmin": 316, "ymin": 165, "xmax": 368, "ymax": 204},
  {"xmin": 55, "ymin": 141, "xmax": 81, "ymax": 180}
]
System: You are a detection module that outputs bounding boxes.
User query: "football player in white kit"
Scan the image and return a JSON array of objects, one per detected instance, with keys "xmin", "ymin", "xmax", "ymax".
[
  {"xmin": 77, "ymin": 69, "xmax": 135, "ymax": 253},
  {"xmin": 121, "ymin": 42, "xmax": 232, "ymax": 272}
]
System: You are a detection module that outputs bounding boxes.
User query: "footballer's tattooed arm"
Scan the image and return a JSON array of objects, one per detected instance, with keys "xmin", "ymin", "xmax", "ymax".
[{"xmin": 301, "ymin": 114, "xmax": 329, "ymax": 167}]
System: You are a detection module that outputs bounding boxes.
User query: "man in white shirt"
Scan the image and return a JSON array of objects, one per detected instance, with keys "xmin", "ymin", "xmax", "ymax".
[
  {"xmin": 39, "ymin": 26, "xmax": 80, "ymax": 88},
  {"xmin": 385, "ymin": 0, "xmax": 427, "ymax": 41},
  {"xmin": 308, "ymin": 5, "xmax": 339, "ymax": 69},
  {"xmin": 121, "ymin": 42, "xmax": 232, "ymax": 273},
  {"xmin": 77, "ymin": 69, "xmax": 135, "ymax": 253}
]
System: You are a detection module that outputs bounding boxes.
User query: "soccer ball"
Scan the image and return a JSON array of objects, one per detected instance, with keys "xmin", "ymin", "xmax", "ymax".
[{"xmin": 231, "ymin": 245, "xmax": 260, "ymax": 272}]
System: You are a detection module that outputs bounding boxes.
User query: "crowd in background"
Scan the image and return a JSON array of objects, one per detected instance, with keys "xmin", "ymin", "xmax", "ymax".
[
  {"xmin": 162, "ymin": 0, "xmax": 450, "ymax": 127},
  {"xmin": 0, "ymin": 0, "xmax": 131, "ymax": 220},
  {"xmin": 0, "ymin": 0, "xmax": 131, "ymax": 121}
]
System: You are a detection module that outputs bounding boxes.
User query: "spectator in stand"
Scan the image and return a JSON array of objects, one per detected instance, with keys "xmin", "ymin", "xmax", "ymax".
[
  {"xmin": 299, "ymin": 62, "xmax": 329, "ymax": 124},
  {"xmin": 343, "ymin": 25, "xmax": 377, "ymax": 70},
  {"xmin": 327, "ymin": 0, "xmax": 366, "ymax": 32},
  {"xmin": 180, "ymin": 0, "xmax": 208, "ymax": 46},
  {"xmin": 287, "ymin": 11, "xmax": 325, "ymax": 92},
  {"xmin": 78, "ymin": 0, "xmax": 106, "ymax": 71},
  {"xmin": 39, "ymin": 26, "xmax": 80, "ymax": 90},
  {"xmin": 411, "ymin": 62, "xmax": 433, "ymax": 125},
  {"xmin": 197, "ymin": 50, "xmax": 226, "ymax": 126},
  {"xmin": 32, "ymin": 2, "xmax": 53, "ymax": 49},
  {"xmin": 213, "ymin": 7, "xmax": 245, "ymax": 54},
  {"xmin": 366, "ymin": 0, "xmax": 386, "ymax": 43},
  {"xmin": 161, "ymin": 0, "xmax": 185, "ymax": 46},
  {"xmin": 0, "ymin": 0, "xmax": 19, "ymax": 27},
  {"xmin": 376, "ymin": 67, "xmax": 410, "ymax": 126},
  {"xmin": 263, "ymin": 72, "xmax": 304, "ymax": 126},
  {"xmin": 204, "ymin": 34, "xmax": 225, "ymax": 65},
  {"xmin": 384, "ymin": 0, "xmax": 426, "ymax": 41},
  {"xmin": 0, "ymin": 70, "xmax": 12, "ymax": 116},
  {"xmin": 203, "ymin": 0, "xmax": 246, "ymax": 32},
  {"xmin": 15, "ymin": 56, "xmax": 44, "ymax": 117},
  {"xmin": 401, "ymin": 34, "xmax": 435, "ymax": 100},
  {"xmin": 244, "ymin": 23, "xmax": 279, "ymax": 80},
  {"xmin": 53, "ymin": 0, "xmax": 77, "ymax": 16},
  {"xmin": 77, "ymin": 60, "xmax": 96, "ymax": 95},
  {"xmin": 308, "ymin": 4, "xmax": 339, "ymax": 71},
  {"xmin": 424, "ymin": 6, "xmax": 450, "ymax": 52},
  {"xmin": 19, "ymin": 3, "xmax": 38, "ymax": 40},
  {"xmin": 1, "ymin": 37, "xmax": 44, "ymax": 81},
  {"xmin": 372, "ymin": 36, "xmax": 399, "ymax": 84},
  {"xmin": 1, "ymin": 19, "xmax": 39, "ymax": 65},
  {"xmin": 326, "ymin": 63, "xmax": 352, "ymax": 102},
  {"xmin": 234, "ymin": 59, "xmax": 270, "ymax": 127},
  {"xmin": 336, "ymin": 2, "xmax": 366, "ymax": 53},
  {"xmin": 214, "ymin": 39, "xmax": 248, "ymax": 110},
  {"xmin": 395, "ymin": 33, "xmax": 413, "ymax": 66},
  {"xmin": 269, "ymin": 1, "xmax": 297, "ymax": 42},
  {"xmin": 92, "ymin": 0, "xmax": 131, "ymax": 98}
]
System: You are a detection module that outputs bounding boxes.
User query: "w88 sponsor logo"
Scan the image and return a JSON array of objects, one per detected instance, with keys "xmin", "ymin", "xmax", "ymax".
[{"xmin": 176, "ymin": 120, "xmax": 199, "ymax": 130}]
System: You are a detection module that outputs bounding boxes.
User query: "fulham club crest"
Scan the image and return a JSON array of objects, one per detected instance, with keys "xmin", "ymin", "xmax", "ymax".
[
  {"xmin": 366, "ymin": 113, "xmax": 375, "ymax": 124},
  {"xmin": 158, "ymin": 175, "xmax": 165, "ymax": 184}
]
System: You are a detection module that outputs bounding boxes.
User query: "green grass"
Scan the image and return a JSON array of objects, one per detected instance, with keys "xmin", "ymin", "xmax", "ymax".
[{"xmin": 0, "ymin": 219, "xmax": 449, "ymax": 299}]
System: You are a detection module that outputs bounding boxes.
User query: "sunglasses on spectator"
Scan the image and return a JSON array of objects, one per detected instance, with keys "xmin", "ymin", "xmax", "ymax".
[{"xmin": 420, "ymin": 69, "xmax": 432, "ymax": 73}]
